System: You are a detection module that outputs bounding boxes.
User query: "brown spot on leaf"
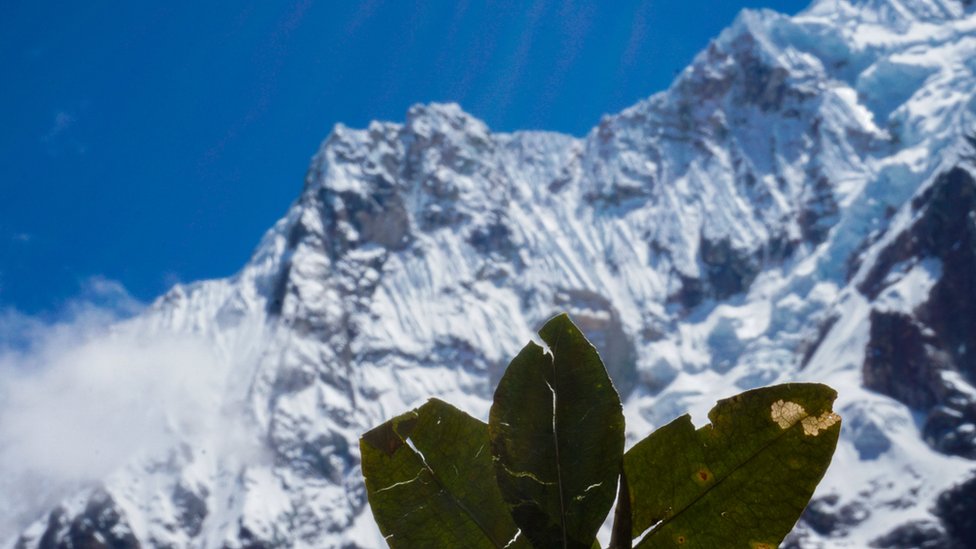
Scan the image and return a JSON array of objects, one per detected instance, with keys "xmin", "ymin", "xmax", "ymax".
[{"xmin": 694, "ymin": 466, "xmax": 714, "ymax": 486}]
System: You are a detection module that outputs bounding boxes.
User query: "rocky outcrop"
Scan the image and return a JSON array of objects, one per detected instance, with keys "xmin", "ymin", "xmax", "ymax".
[
  {"xmin": 862, "ymin": 166, "xmax": 976, "ymax": 458},
  {"xmin": 869, "ymin": 471, "xmax": 976, "ymax": 548},
  {"xmin": 700, "ymin": 236, "xmax": 762, "ymax": 300},
  {"xmin": 8, "ymin": 2, "xmax": 976, "ymax": 548},
  {"xmin": 869, "ymin": 521, "xmax": 948, "ymax": 549},
  {"xmin": 19, "ymin": 490, "xmax": 140, "ymax": 549},
  {"xmin": 863, "ymin": 311, "xmax": 947, "ymax": 410},
  {"xmin": 935, "ymin": 472, "xmax": 976, "ymax": 547}
]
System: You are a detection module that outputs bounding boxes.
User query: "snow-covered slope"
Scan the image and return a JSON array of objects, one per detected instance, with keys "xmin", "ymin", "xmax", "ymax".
[{"xmin": 7, "ymin": 0, "xmax": 976, "ymax": 546}]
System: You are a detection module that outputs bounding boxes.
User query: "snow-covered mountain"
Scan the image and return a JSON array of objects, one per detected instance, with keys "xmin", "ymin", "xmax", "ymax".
[{"xmin": 6, "ymin": 0, "xmax": 976, "ymax": 546}]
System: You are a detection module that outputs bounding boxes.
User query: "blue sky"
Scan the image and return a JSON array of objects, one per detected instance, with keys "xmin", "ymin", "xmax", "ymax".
[{"xmin": 0, "ymin": 0, "xmax": 810, "ymax": 315}]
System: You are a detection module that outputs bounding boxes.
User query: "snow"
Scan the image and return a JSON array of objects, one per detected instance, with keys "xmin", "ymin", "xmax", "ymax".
[{"xmin": 6, "ymin": 0, "xmax": 976, "ymax": 546}]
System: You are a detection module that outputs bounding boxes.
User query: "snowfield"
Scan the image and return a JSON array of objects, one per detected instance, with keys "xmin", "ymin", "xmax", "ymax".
[{"xmin": 5, "ymin": 0, "xmax": 976, "ymax": 547}]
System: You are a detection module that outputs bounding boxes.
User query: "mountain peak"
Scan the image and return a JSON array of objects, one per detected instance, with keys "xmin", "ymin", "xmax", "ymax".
[
  {"xmin": 404, "ymin": 102, "xmax": 483, "ymax": 132},
  {"xmin": 804, "ymin": 0, "xmax": 967, "ymax": 24},
  {"xmin": 8, "ymin": 2, "xmax": 976, "ymax": 548}
]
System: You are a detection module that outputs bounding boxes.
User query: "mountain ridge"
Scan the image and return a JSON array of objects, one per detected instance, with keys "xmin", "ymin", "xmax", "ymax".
[{"xmin": 5, "ymin": 0, "xmax": 976, "ymax": 547}]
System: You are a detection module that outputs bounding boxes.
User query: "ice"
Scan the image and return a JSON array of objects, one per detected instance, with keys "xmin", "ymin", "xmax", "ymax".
[{"xmin": 8, "ymin": 0, "xmax": 976, "ymax": 546}]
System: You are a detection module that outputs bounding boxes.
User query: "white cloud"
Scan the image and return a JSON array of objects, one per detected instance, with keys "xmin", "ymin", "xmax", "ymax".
[
  {"xmin": 41, "ymin": 110, "xmax": 87, "ymax": 156},
  {"xmin": 41, "ymin": 111, "xmax": 75, "ymax": 142},
  {"xmin": 0, "ymin": 276, "xmax": 142, "ymax": 353},
  {"xmin": 0, "ymin": 278, "xmax": 249, "ymax": 539}
]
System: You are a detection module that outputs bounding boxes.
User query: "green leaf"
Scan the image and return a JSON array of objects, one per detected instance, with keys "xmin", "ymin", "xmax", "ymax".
[
  {"xmin": 625, "ymin": 383, "xmax": 841, "ymax": 548},
  {"xmin": 609, "ymin": 463, "xmax": 633, "ymax": 549},
  {"xmin": 360, "ymin": 398, "xmax": 531, "ymax": 549},
  {"xmin": 489, "ymin": 313, "xmax": 626, "ymax": 549}
]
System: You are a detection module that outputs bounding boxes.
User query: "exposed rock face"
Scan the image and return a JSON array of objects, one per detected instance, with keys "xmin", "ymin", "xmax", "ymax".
[
  {"xmin": 801, "ymin": 494, "xmax": 871, "ymax": 538},
  {"xmin": 19, "ymin": 491, "xmax": 140, "ymax": 549},
  {"xmin": 864, "ymin": 310, "xmax": 946, "ymax": 409},
  {"xmin": 935, "ymin": 473, "xmax": 976, "ymax": 547},
  {"xmin": 869, "ymin": 521, "xmax": 948, "ymax": 549},
  {"xmin": 799, "ymin": 175, "xmax": 840, "ymax": 245},
  {"xmin": 7, "ymin": 1, "xmax": 976, "ymax": 548},
  {"xmin": 870, "ymin": 472, "xmax": 976, "ymax": 549},
  {"xmin": 699, "ymin": 236, "xmax": 762, "ymax": 301},
  {"xmin": 171, "ymin": 483, "xmax": 207, "ymax": 539},
  {"xmin": 862, "ymin": 167, "xmax": 976, "ymax": 458}
]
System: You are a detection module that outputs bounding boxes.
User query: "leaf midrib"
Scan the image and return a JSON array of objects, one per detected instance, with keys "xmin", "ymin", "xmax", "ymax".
[
  {"xmin": 408, "ymin": 433, "xmax": 512, "ymax": 548},
  {"xmin": 549, "ymin": 329, "xmax": 569, "ymax": 549}
]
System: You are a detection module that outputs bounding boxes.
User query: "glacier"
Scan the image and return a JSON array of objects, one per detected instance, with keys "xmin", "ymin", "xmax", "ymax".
[{"xmin": 5, "ymin": 0, "xmax": 976, "ymax": 547}]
